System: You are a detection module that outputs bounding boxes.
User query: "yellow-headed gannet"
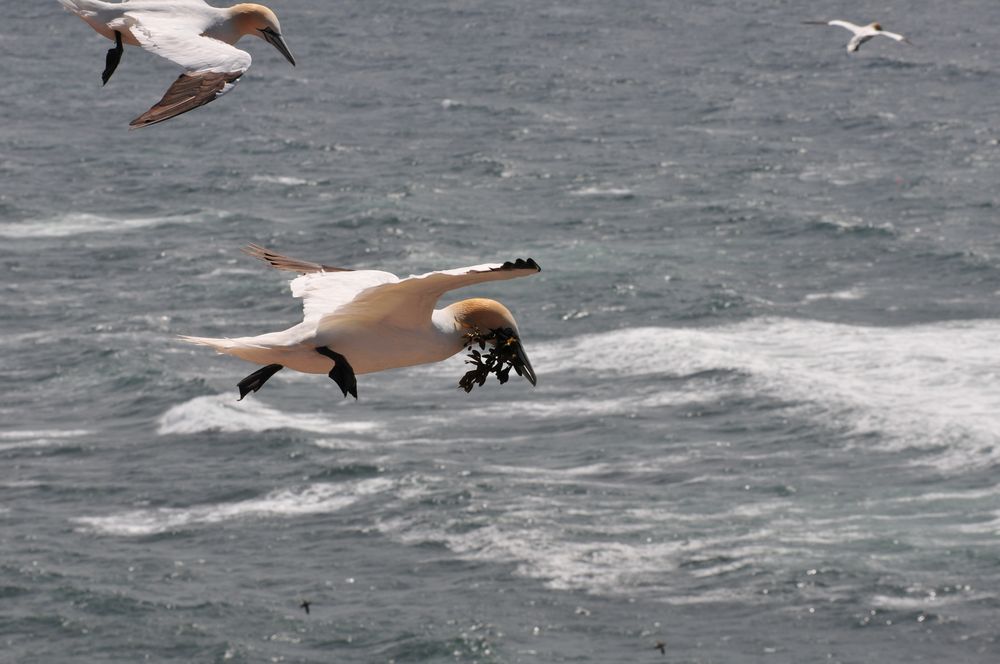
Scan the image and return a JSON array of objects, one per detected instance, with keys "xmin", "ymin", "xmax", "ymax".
[
  {"xmin": 804, "ymin": 20, "xmax": 910, "ymax": 53},
  {"xmin": 181, "ymin": 245, "xmax": 541, "ymax": 400},
  {"xmin": 58, "ymin": 0, "xmax": 296, "ymax": 128}
]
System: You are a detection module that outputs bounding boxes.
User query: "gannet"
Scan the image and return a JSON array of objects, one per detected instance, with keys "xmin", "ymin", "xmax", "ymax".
[
  {"xmin": 804, "ymin": 20, "xmax": 910, "ymax": 53},
  {"xmin": 181, "ymin": 245, "xmax": 541, "ymax": 400},
  {"xmin": 57, "ymin": 0, "xmax": 296, "ymax": 128}
]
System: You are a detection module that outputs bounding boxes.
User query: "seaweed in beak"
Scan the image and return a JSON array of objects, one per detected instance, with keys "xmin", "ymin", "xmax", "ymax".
[{"xmin": 459, "ymin": 327, "xmax": 537, "ymax": 392}]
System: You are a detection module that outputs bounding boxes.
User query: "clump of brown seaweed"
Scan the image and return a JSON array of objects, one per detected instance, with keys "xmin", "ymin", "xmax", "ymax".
[{"xmin": 459, "ymin": 327, "xmax": 528, "ymax": 392}]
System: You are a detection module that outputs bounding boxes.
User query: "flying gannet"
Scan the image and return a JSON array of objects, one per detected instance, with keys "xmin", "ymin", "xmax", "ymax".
[
  {"xmin": 57, "ymin": 0, "xmax": 296, "ymax": 128},
  {"xmin": 181, "ymin": 245, "xmax": 541, "ymax": 400},
  {"xmin": 804, "ymin": 20, "xmax": 910, "ymax": 53}
]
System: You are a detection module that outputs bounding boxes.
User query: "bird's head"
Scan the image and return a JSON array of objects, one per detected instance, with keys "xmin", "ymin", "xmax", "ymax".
[
  {"xmin": 232, "ymin": 4, "xmax": 296, "ymax": 65},
  {"xmin": 449, "ymin": 298, "xmax": 537, "ymax": 388},
  {"xmin": 871, "ymin": 22, "xmax": 883, "ymax": 31}
]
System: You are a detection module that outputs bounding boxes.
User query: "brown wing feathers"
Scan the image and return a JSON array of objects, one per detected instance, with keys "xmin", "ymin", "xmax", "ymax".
[
  {"xmin": 129, "ymin": 71, "xmax": 244, "ymax": 129},
  {"xmin": 242, "ymin": 244, "xmax": 353, "ymax": 274}
]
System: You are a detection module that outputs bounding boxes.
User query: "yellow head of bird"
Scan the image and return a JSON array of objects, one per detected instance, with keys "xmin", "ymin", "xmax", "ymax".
[
  {"xmin": 231, "ymin": 4, "xmax": 296, "ymax": 65},
  {"xmin": 451, "ymin": 298, "xmax": 520, "ymax": 338}
]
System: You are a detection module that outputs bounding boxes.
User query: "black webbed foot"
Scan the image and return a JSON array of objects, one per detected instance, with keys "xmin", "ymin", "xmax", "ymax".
[
  {"xmin": 102, "ymin": 30, "xmax": 124, "ymax": 86},
  {"xmin": 315, "ymin": 347, "xmax": 358, "ymax": 399},
  {"xmin": 237, "ymin": 363, "xmax": 284, "ymax": 400}
]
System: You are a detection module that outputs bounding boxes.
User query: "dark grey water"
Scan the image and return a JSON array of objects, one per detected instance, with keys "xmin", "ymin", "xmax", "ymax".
[{"xmin": 3, "ymin": 0, "xmax": 1000, "ymax": 661}]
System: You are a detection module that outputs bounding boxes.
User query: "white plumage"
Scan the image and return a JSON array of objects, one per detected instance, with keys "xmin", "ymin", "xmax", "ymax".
[
  {"xmin": 182, "ymin": 246, "xmax": 541, "ymax": 399},
  {"xmin": 805, "ymin": 20, "xmax": 910, "ymax": 53},
  {"xmin": 58, "ymin": 0, "xmax": 295, "ymax": 127}
]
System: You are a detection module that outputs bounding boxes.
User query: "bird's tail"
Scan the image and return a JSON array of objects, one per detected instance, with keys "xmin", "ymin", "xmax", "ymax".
[
  {"xmin": 179, "ymin": 334, "xmax": 284, "ymax": 367},
  {"xmin": 179, "ymin": 335, "xmax": 242, "ymax": 354}
]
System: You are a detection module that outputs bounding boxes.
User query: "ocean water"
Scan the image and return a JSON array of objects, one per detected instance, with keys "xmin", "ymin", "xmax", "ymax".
[{"xmin": 3, "ymin": 0, "xmax": 1000, "ymax": 661}]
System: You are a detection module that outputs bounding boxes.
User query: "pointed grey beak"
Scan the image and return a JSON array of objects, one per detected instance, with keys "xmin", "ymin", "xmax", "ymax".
[
  {"xmin": 261, "ymin": 28, "xmax": 296, "ymax": 66},
  {"xmin": 513, "ymin": 339, "xmax": 537, "ymax": 387}
]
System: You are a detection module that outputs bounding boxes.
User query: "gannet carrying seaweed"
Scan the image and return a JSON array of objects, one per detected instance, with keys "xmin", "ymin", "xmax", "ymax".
[
  {"xmin": 181, "ymin": 245, "xmax": 541, "ymax": 400},
  {"xmin": 58, "ymin": 0, "xmax": 296, "ymax": 128},
  {"xmin": 804, "ymin": 20, "xmax": 910, "ymax": 53}
]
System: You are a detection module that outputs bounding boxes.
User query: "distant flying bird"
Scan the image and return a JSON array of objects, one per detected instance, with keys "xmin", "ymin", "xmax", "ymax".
[
  {"xmin": 804, "ymin": 20, "xmax": 910, "ymax": 53},
  {"xmin": 299, "ymin": 600, "xmax": 310, "ymax": 615},
  {"xmin": 654, "ymin": 640, "xmax": 666, "ymax": 655},
  {"xmin": 181, "ymin": 245, "xmax": 540, "ymax": 400},
  {"xmin": 57, "ymin": 0, "xmax": 296, "ymax": 128}
]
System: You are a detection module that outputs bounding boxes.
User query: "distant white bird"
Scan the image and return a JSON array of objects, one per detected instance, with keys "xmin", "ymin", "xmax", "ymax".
[
  {"xmin": 181, "ymin": 245, "xmax": 541, "ymax": 400},
  {"xmin": 58, "ymin": 0, "xmax": 296, "ymax": 128},
  {"xmin": 804, "ymin": 20, "xmax": 910, "ymax": 53}
]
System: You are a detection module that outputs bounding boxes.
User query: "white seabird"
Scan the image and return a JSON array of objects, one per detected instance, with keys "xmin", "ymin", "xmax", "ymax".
[
  {"xmin": 57, "ymin": 0, "xmax": 296, "ymax": 128},
  {"xmin": 181, "ymin": 245, "xmax": 542, "ymax": 400},
  {"xmin": 804, "ymin": 20, "xmax": 910, "ymax": 53}
]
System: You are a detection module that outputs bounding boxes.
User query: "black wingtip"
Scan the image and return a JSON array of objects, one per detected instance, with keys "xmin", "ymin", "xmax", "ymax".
[{"xmin": 499, "ymin": 257, "xmax": 541, "ymax": 272}]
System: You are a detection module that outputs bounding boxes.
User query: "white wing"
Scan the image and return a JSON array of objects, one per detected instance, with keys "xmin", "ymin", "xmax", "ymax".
[
  {"xmin": 243, "ymin": 244, "xmax": 396, "ymax": 326},
  {"xmin": 125, "ymin": 12, "xmax": 252, "ymax": 74},
  {"xmin": 322, "ymin": 259, "xmax": 542, "ymax": 329},
  {"xmin": 291, "ymin": 270, "xmax": 401, "ymax": 326},
  {"xmin": 826, "ymin": 20, "xmax": 863, "ymax": 34},
  {"xmin": 245, "ymin": 245, "xmax": 541, "ymax": 331},
  {"xmin": 878, "ymin": 30, "xmax": 909, "ymax": 43},
  {"xmin": 123, "ymin": 12, "xmax": 251, "ymax": 127}
]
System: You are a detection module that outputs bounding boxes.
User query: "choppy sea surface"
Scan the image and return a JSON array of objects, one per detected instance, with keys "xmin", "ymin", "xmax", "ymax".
[{"xmin": 3, "ymin": 1, "xmax": 1000, "ymax": 662}]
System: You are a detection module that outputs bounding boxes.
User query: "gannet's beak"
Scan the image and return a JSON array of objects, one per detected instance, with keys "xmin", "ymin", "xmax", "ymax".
[
  {"xmin": 512, "ymin": 338, "xmax": 537, "ymax": 386},
  {"xmin": 260, "ymin": 28, "xmax": 296, "ymax": 66}
]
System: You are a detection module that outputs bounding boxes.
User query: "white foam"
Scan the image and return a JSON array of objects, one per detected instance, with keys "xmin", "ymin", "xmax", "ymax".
[
  {"xmin": 887, "ymin": 487, "xmax": 1000, "ymax": 504},
  {"xmin": 814, "ymin": 213, "xmax": 894, "ymax": 233},
  {"xmin": 0, "ymin": 211, "xmax": 223, "ymax": 238},
  {"xmin": 530, "ymin": 319, "xmax": 1000, "ymax": 468},
  {"xmin": 75, "ymin": 478, "xmax": 393, "ymax": 536},
  {"xmin": 798, "ymin": 164, "xmax": 889, "ymax": 188},
  {"xmin": 951, "ymin": 509, "xmax": 1000, "ymax": 535},
  {"xmin": 380, "ymin": 509, "xmax": 799, "ymax": 595},
  {"xmin": 868, "ymin": 590, "xmax": 989, "ymax": 611},
  {"xmin": 312, "ymin": 438, "xmax": 380, "ymax": 451},
  {"xmin": 372, "ymin": 466, "xmax": 942, "ymax": 599},
  {"xmin": 0, "ymin": 429, "xmax": 90, "ymax": 452},
  {"xmin": 157, "ymin": 394, "xmax": 380, "ymax": 436},
  {"xmin": 0, "ymin": 429, "xmax": 90, "ymax": 440},
  {"xmin": 472, "ymin": 459, "xmax": 702, "ymax": 493},
  {"xmin": 569, "ymin": 186, "xmax": 634, "ymax": 198},
  {"xmin": 250, "ymin": 175, "xmax": 314, "ymax": 187},
  {"xmin": 803, "ymin": 288, "xmax": 867, "ymax": 303},
  {"xmin": 468, "ymin": 384, "xmax": 733, "ymax": 420},
  {"xmin": 0, "ymin": 439, "xmax": 67, "ymax": 452}
]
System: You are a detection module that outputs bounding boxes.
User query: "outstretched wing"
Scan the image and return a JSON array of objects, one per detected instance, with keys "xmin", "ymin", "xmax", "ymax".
[
  {"xmin": 122, "ymin": 11, "xmax": 252, "ymax": 127},
  {"xmin": 320, "ymin": 258, "xmax": 542, "ymax": 330},
  {"xmin": 878, "ymin": 30, "xmax": 910, "ymax": 44},
  {"xmin": 826, "ymin": 20, "xmax": 862, "ymax": 34},
  {"xmin": 129, "ymin": 70, "xmax": 245, "ymax": 127},
  {"xmin": 244, "ymin": 245, "xmax": 541, "ymax": 331},
  {"xmin": 803, "ymin": 20, "xmax": 861, "ymax": 33},
  {"xmin": 243, "ymin": 245, "xmax": 397, "ymax": 326}
]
